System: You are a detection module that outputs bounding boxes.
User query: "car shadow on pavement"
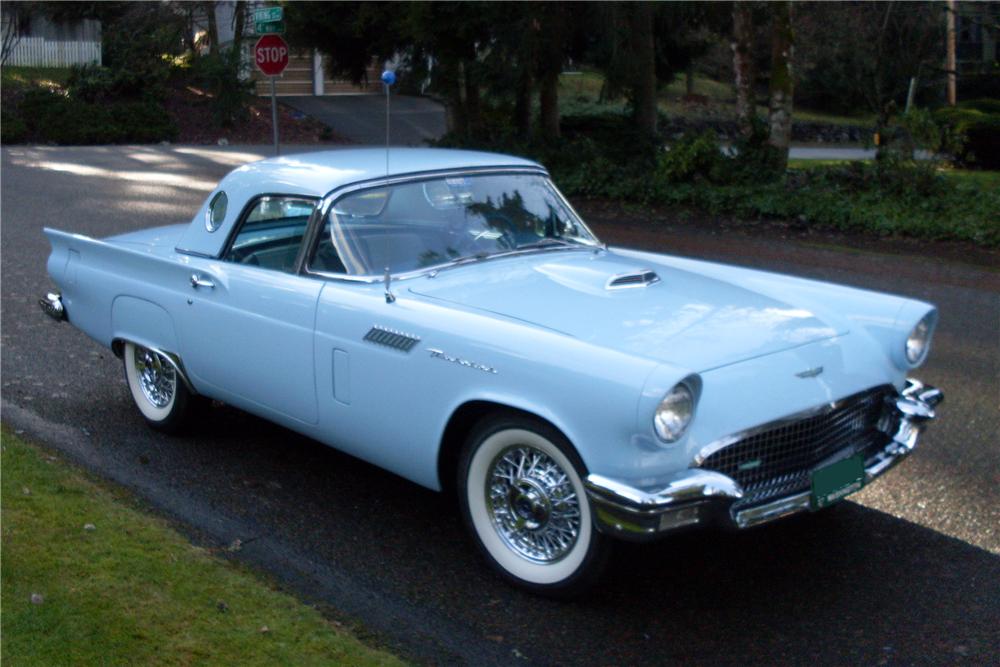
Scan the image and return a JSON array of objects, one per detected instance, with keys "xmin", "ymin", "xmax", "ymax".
[{"xmin": 179, "ymin": 404, "xmax": 999, "ymax": 667}]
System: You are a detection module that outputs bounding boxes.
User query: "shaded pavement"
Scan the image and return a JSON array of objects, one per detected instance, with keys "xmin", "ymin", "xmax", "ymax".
[{"xmin": 282, "ymin": 94, "xmax": 447, "ymax": 147}]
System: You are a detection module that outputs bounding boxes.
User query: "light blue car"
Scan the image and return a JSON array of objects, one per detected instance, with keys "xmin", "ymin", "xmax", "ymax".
[{"xmin": 41, "ymin": 148, "xmax": 942, "ymax": 595}]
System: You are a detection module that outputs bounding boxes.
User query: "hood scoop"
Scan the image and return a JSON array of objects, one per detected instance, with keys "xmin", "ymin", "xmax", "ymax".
[{"xmin": 606, "ymin": 269, "xmax": 661, "ymax": 290}]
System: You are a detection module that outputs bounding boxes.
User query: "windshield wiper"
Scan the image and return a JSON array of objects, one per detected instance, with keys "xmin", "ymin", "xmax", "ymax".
[{"xmin": 515, "ymin": 238, "xmax": 590, "ymax": 251}]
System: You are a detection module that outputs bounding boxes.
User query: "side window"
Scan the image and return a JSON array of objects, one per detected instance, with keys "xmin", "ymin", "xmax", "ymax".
[
  {"xmin": 206, "ymin": 191, "xmax": 227, "ymax": 231},
  {"xmin": 224, "ymin": 197, "xmax": 316, "ymax": 273}
]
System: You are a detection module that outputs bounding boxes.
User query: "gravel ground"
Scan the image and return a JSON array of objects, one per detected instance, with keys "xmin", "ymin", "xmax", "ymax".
[{"xmin": 2, "ymin": 145, "xmax": 998, "ymax": 666}]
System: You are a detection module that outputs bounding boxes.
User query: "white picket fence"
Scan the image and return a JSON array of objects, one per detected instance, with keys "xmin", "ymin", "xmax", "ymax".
[{"xmin": 4, "ymin": 37, "xmax": 101, "ymax": 67}]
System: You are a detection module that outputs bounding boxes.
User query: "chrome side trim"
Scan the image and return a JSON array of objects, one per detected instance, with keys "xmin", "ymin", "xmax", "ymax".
[
  {"xmin": 692, "ymin": 384, "xmax": 895, "ymax": 466},
  {"xmin": 39, "ymin": 292, "xmax": 66, "ymax": 321},
  {"xmin": 587, "ymin": 379, "xmax": 942, "ymax": 539}
]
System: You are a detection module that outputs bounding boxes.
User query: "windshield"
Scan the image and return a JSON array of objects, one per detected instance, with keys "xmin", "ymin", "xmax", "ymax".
[{"xmin": 308, "ymin": 173, "xmax": 599, "ymax": 276}]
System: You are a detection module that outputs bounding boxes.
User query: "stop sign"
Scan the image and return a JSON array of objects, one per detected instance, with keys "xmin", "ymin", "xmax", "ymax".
[{"xmin": 254, "ymin": 35, "xmax": 289, "ymax": 76}]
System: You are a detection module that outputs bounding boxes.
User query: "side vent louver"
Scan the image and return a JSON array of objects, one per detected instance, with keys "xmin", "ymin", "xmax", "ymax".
[
  {"xmin": 606, "ymin": 270, "xmax": 661, "ymax": 290},
  {"xmin": 363, "ymin": 326, "xmax": 420, "ymax": 352}
]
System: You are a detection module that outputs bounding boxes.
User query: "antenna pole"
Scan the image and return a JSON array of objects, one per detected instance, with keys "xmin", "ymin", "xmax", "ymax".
[
  {"xmin": 380, "ymin": 69, "xmax": 396, "ymax": 303},
  {"xmin": 381, "ymin": 69, "xmax": 396, "ymax": 176}
]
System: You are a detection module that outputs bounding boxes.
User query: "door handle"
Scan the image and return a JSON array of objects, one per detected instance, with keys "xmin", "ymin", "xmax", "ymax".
[{"xmin": 190, "ymin": 274, "xmax": 215, "ymax": 289}]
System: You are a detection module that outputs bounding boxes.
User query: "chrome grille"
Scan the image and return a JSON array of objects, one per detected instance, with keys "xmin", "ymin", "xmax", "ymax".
[{"xmin": 698, "ymin": 386, "xmax": 894, "ymax": 509}]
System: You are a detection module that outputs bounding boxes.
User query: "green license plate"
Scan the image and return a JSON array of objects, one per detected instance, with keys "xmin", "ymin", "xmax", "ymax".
[{"xmin": 810, "ymin": 454, "xmax": 865, "ymax": 510}]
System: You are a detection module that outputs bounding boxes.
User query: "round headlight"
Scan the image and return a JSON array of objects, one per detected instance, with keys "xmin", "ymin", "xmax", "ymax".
[
  {"xmin": 905, "ymin": 315, "xmax": 932, "ymax": 365},
  {"xmin": 654, "ymin": 383, "xmax": 694, "ymax": 443}
]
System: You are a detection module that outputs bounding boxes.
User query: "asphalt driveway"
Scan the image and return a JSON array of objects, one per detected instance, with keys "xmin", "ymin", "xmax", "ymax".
[
  {"xmin": 2, "ymin": 145, "xmax": 998, "ymax": 665},
  {"xmin": 283, "ymin": 94, "xmax": 447, "ymax": 146}
]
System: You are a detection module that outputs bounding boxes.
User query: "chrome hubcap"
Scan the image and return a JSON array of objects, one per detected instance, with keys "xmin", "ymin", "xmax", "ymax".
[
  {"xmin": 134, "ymin": 347, "xmax": 175, "ymax": 408},
  {"xmin": 486, "ymin": 445, "xmax": 581, "ymax": 563}
]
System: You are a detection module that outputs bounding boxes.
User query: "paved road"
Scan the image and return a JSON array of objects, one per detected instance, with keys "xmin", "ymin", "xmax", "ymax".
[
  {"xmin": 283, "ymin": 94, "xmax": 447, "ymax": 146},
  {"xmin": 282, "ymin": 94, "xmax": 876, "ymax": 160},
  {"xmin": 2, "ymin": 145, "xmax": 998, "ymax": 665}
]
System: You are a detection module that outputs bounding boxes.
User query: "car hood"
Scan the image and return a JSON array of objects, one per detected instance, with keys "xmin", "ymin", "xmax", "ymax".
[{"xmin": 408, "ymin": 249, "xmax": 848, "ymax": 371}]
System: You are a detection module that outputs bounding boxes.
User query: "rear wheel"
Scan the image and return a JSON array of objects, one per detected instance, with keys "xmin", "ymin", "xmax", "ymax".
[
  {"xmin": 458, "ymin": 414, "xmax": 610, "ymax": 597},
  {"xmin": 123, "ymin": 342, "xmax": 192, "ymax": 433}
]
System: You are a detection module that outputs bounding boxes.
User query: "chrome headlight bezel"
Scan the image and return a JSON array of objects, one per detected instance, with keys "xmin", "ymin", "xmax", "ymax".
[
  {"xmin": 905, "ymin": 314, "xmax": 934, "ymax": 366},
  {"xmin": 653, "ymin": 382, "xmax": 695, "ymax": 443}
]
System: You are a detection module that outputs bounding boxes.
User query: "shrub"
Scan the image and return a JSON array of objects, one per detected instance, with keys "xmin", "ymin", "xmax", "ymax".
[
  {"xmin": 18, "ymin": 88, "xmax": 176, "ymax": 144},
  {"xmin": 67, "ymin": 64, "xmax": 151, "ymax": 103},
  {"xmin": 656, "ymin": 131, "xmax": 725, "ymax": 183},
  {"xmin": 934, "ymin": 104, "xmax": 1000, "ymax": 169},
  {"xmin": 960, "ymin": 98, "xmax": 1000, "ymax": 114},
  {"xmin": 189, "ymin": 50, "xmax": 254, "ymax": 128},
  {"xmin": 1, "ymin": 109, "xmax": 27, "ymax": 143}
]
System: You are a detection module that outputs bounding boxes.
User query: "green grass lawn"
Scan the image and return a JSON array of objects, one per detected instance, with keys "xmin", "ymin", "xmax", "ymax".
[
  {"xmin": 558, "ymin": 70, "xmax": 872, "ymax": 129},
  {"xmin": 1, "ymin": 66, "xmax": 71, "ymax": 91},
  {"xmin": 1, "ymin": 428, "xmax": 404, "ymax": 666},
  {"xmin": 940, "ymin": 168, "xmax": 1000, "ymax": 189}
]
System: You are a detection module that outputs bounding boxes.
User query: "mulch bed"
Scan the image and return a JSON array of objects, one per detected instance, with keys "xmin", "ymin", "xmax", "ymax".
[{"xmin": 162, "ymin": 81, "xmax": 349, "ymax": 145}]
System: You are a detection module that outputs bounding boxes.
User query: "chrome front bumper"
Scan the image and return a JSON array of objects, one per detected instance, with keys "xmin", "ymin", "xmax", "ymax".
[{"xmin": 585, "ymin": 379, "xmax": 943, "ymax": 541}]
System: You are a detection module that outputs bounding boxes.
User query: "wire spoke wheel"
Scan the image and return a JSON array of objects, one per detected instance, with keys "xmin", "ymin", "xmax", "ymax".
[
  {"xmin": 123, "ymin": 341, "xmax": 192, "ymax": 433},
  {"xmin": 459, "ymin": 416, "xmax": 609, "ymax": 596},
  {"xmin": 486, "ymin": 445, "xmax": 581, "ymax": 563},
  {"xmin": 134, "ymin": 346, "xmax": 176, "ymax": 409}
]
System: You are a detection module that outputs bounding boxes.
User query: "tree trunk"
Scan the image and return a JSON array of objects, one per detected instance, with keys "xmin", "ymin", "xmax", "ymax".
[
  {"xmin": 438, "ymin": 59, "xmax": 466, "ymax": 135},
  {"xmin": 945, "ymin": 0, "xmax": 956, "ymax": 106},
  {"xmin": 732, "ymin": 2, "xmax": 756, "ymax": 137},
  {"xmin": 463, "ymin": 61, "xmax": 482, "ymax": 138},
  {"xmin": 538, "ymin": 66, "xmax": 560, "ymax": 139},
  {"xmin": 1, "ymin": 5, "xmax": 23, "ymax": 67},
  {"xmin": 205, "ymin": 2, "xmax": 219, "ymax": 54},
  {"xmin": 630, "ymin": 2, "xmax": 658, "ymax": 137},
  {"xmin": 536, "ymin": 4, "xmax": 564, "ymax": 139},
  {"xmin": 767, "ymin": 1, "xmax": 794, "ymax": 169},
  {"xmin": 232, "ymin": 0, "xmax": 246, "ymax": 51},
  {"xmin": 514, "ymin": 66, "xmax": 533, "ymax": 140}
]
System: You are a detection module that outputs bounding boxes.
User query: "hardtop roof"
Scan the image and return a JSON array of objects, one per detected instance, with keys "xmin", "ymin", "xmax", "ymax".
[{"xmin": 177, "ymin": 147, "xmax": 544, "ymax": 258}]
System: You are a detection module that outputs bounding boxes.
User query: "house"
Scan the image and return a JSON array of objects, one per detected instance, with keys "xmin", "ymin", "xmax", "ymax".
[{"xmin": 1, "ymin": 6, "xmax": 101, "ymax": 67}]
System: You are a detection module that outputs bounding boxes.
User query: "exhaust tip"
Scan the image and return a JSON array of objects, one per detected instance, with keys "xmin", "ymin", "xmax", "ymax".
[{"xmin": 39, "ymin": 292, "xmax": 66, "ymax": 321}]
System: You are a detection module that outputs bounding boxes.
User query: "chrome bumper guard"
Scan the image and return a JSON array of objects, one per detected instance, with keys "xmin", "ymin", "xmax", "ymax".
[
  {"xmin": 585, "ymin": 379, "xmax": 942, "ymax": 541},
  {"xmin": 39, "ymin": 292, "xmax": 66, "ymax": 321}
]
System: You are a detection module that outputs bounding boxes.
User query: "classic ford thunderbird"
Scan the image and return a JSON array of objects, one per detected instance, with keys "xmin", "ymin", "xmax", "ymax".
[{"xmin": 41, "ymin": 148, "xmax": 942, "ymax": 595}]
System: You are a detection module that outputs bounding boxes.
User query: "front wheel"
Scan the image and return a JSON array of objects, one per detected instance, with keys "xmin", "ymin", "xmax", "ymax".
[
  {"xmin": 458, "ymin": 414, "xmax": 610, "ymax": 597},
  {"xmin": 123, "ymin": 342, "xmax": 192, "ymax": 433}
]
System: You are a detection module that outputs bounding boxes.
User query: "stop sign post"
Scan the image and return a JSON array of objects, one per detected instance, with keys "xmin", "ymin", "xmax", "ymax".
[{"xmin": 255, "ymin": 35, "xmax": 289, "ymax": 155}]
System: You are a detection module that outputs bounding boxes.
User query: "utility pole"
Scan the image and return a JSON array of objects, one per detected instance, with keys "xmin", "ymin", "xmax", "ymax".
[{"xmin": 946, "ymin": 0, "xmax": 957, "ymax": 106}]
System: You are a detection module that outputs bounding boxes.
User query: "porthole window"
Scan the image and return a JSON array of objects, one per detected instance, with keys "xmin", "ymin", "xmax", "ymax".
[{"xmin": 206, "ymin": 191, "xmax": 228, "ymax": 232}]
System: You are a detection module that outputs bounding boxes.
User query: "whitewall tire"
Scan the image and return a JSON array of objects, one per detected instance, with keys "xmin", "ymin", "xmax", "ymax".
[
  {"xmin": 458, "ymin": 414, "xmax": 610, "ymax": 596},
  {"xmin": 123, "ymin": 342, "xmax": 192, "ymax": 433}
]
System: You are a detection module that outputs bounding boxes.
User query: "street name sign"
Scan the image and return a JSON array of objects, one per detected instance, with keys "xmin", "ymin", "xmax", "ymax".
[{"xmin": 254, "ymin": 7, "xmax": 283, "ymax": 24}]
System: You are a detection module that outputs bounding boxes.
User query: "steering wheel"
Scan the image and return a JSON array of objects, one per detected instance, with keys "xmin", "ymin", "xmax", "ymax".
[{"xmin": 475, "ymin": 212, "xmax": 518, "ymax": 250}]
